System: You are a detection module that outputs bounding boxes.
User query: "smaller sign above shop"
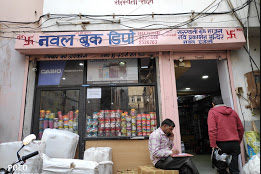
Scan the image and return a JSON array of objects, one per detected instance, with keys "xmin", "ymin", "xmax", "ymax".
[
  {"xmin": 87, "ymin": 59, "xmax": 138, "ymax": 84},
  {"xmin": 31, "ymin": 52, "xmax": 157, "ymax": 61}
]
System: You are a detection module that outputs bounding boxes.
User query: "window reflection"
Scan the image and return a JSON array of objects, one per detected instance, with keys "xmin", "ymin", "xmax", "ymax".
[{"xmin": 38, "ymin": 90, "xmax": 79, "ymax": 139}]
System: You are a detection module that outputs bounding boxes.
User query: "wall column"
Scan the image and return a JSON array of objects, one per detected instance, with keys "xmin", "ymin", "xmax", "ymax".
[{"xmin": 159, "ymin": 52, "xmax": 181, "ymax": 152}]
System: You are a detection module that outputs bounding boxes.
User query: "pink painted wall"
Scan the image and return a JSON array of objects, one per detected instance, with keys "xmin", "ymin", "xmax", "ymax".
[{"xmin": 0, "ymin": 0, "xmax": 43, "ymax": 23}]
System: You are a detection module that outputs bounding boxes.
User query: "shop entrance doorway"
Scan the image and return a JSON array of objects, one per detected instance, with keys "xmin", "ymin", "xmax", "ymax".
[{"xmin": 175, "ymin": 59, "xmax": 224, "ymax": 173}]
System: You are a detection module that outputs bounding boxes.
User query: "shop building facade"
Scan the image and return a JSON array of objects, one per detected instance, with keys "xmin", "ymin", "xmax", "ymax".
[{"xmin": 0, "ymin": 0, "xmax": 260, "ymax": 172}]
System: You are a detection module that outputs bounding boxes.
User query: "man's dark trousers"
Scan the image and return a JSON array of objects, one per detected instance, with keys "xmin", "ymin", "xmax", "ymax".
[
  {"xmin": 155, "ymin": 156, "xmax": 199, "ymax": 174},
  {"xmin": 217, "ymin": 141, "xmax": 241, "ymax": 174}
]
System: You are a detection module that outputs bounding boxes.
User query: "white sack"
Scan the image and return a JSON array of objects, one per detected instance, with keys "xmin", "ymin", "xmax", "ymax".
[
  {"xmin": 41, "ymin": 129, "xmax": 79, "ymax": 159},
  {"xmin": 243, "ymin": 154, "xmax": 260, "ymax": 174},
  {"xmin": 42, "ymin": 154, "xmax": 99, "ymax": 174},
  {"xmin": 0, "ymin": 140, "xmax": 42, "ymax": 174},
  {"xmin": 83, "ymin": 147, "xmax": 112, "ymax": 162},
  {"xmin": 0, "ymin": 141, "xmax": 22, "ymax": 169},
  {"xmin": 84, "ymin": 147, "xmax": 113, "ymax": 174},
  {"xmin": 98, "ymin": 161, "xmax": 113, "ymax": 174}
]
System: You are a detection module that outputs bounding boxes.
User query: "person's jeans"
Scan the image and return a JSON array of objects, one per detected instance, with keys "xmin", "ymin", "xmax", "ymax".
[
  {"xmin": 155, "ymin": 156, "xmax": 199, "ymax": 174},
  {"xmin": 216, "ymin": 141, "xmax": 241, "ymax": 174}
]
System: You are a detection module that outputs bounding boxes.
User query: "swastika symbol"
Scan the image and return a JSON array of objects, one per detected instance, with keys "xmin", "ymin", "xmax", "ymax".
[
  {"xmin": 226, "ymin": 30, "xmax": 237, "ymax": 40},
  {"xmin": 17, "ymin": 35, "xmax": 34, "ymax": 45}
]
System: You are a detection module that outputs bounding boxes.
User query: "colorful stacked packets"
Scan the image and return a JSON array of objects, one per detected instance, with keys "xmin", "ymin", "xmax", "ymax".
[
  {"xmin": 39, "ymin": 110, "xmax": 46, "ymax": 139},
  {"xmin": 49, "ymin": 113, "xmax": 55, "ymax": 129},
  {"xmin": 150, "ymin": 112, "xmax": 157, "ymax": 132},
  {"xmin": 86, "ymin": 110, "xmax": 157, "ymax": 138},
  {"xmin": 146, "ymin": 114, "xmax": 151, "ymax": 136},
  {"xmin": 116, "ymin": 110, "xmax": 122, "ymax": 136},
  {"xmin": 86, "ymin": 116, "xmax": 92, "ymax": 137},
  {"xmin": 121, "ymin": 112, "xmax": 127, "ymax": 136},
  {"xmin": 98, "ymin": 110, "xmax": 105, "ymax": 137},
  {"xmin": 142, "ymin": 114, "xmax": 147, "ymax": 136},
  {"xmin": 110, "ymin": 110, "xmax": 116, "ymax": 136},
  {"xmin": 73, "ymin": 110, "xmax": 79, "ymax": 134},
  {"xmin": 68, "ymin": 111, "xmax": 74, "ymax": 132},
  {"xmin": 39, "ymin": 110, "xmax": 78, "ymax": 139},
  {"xmin": 126, "ymin": 112, "xmax": 132, "ymax": 136},
  {"xmin": 137, "ymin": 114, "xmax": 142, "ymax": 136},
  {"xmin": 130, "ymin": 109, "xmax": 137, "ymax": 136},
  {"xmin": 105, "ymin": 110, "xmax": 111, "ymax": 137},
  {"xmin": 86, "ymin": 113, "xmax": 98, "ymax": 137},
  {"xmin": 93, "ymin": 112, "xmax": 98, "ymax": 137}
]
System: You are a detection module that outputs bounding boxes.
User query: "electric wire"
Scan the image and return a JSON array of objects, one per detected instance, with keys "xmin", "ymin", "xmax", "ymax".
[
  {"xmin": 0, "ymin": 0, "xmax": 254, "ymax": 32},
  {"xmin": 0, "ymin": 0, "xmax": 253, "ymax": 25},
  {"xmin": 0, "ymin": 0, "xmax": 223, "ymax": 39},
  {"xmin": 0, "ymin": 0, "xmax": 254, "ymax": 50},
  {"xmin": 245, "ymin": 1, "xmax": 259, "ymax": 100},
  {"xmin": 226, "ymin": 0, "xmax": 244, "ymax": 27},
  {"xmin": 243, "ymin": 46, "xmax": 260, "ymax": 71}
]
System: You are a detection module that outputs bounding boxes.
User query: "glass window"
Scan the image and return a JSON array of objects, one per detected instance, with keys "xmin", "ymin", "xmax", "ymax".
[
  {"xmin": 38, "ymin": 60, "xmax": 84, "ymax": 86},
  {"xmin": 86, "ymin": 86, "xmax": 157, "ymax": 138},
  {"xmin": 87, "ymin": 59, "xmax": 138, "ymax": 84},
  {"xmin": 38, "ymin": 90, "xmax": 80, "ymax": 139},
  {"xmin": 140, "ymin": 58, "xmax": 156, "ymax": 83}
]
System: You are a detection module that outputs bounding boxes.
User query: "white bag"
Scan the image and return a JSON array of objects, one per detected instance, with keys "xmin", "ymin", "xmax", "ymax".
[
  {"xmin": 97, "ymin": 161, "xmax": 113, "ymax": 174},
  {"xmin": 84, "ymin": 147, "xmax": 113, "ymax": 174},
  {"xmin": 42, "ymin": 153, "xmax": 99, "ymax": 174},
  {"xmin": 83, "ymin": 147, "xmax": 112, "ymax": 162},
  {"xmin": 243, "ymin": 154, "xmax": 260, "ymax": 174},
  {"xmin": 41, "ymin": 129, "xmax": 79, "ymax": 159}
]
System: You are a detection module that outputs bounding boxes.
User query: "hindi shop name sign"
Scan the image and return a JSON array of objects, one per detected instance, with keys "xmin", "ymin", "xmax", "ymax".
[
  {"xmin": 114, "ymin": 0, "xmax": 154, "ymax": 5},
  {"xmin": 15, "ymin": 28, "xmax": 245, "ymax": 50}
]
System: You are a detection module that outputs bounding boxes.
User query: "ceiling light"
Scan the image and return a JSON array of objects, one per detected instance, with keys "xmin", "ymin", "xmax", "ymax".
[
  {"xmin": 141, "ymin": 66, "xmax": 148, "ymax": 69},
  {"xmin": 119, "ymin": 61, "xmax": 126, "ymax": 65},
  {"xmin": 62, "ymin": 77, "xmax": 66, "ymax": 80},
  {"xmin": 79, "ymin": 63, "xmax": 84, "ymax": 66},
  {"xmin": 202, "ymin": 75, "xmax": 209, "ymax": 79},
  {"xmin": 185, "ymin": 88, "xmax": 191, "ymax": 90}
]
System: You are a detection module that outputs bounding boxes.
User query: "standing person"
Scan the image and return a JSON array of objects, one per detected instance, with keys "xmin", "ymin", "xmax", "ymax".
[
  {"xmin": 149, "ymin": 119, "xmax": 199, "ymax": 174},
  {"xmin": 208, "ymin": 96, "xmax": 244, "ymax": 174}
]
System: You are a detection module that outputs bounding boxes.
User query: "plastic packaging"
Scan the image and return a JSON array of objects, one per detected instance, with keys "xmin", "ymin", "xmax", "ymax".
[
  {"xmin": 40, "ymin": 128, "xmax": 79, "ymax": 159},
  {"xmin": 243, "ymin": 153, "xmax": 260, "ymax": 174},
  {"xmin": 245, "ymin": 131, "xmax": 260, "ymax": 158},
  {"xmin": 42, "ymin": 153, "xmax": 99, "ymax": 174},
  {"xmin": 83, "ymin": 147, "xmax": 113, "ymax": 174},
  {"xmin": 211, "ymin": 148, "xmax": 232, "ymax": 170},
  {"xmin": 0, "ymin": 140, "xmax": 43, "ymax": 174},
  {"xmin": 83, "ymin": 147, "xmax": 112, "ymax": 162}
]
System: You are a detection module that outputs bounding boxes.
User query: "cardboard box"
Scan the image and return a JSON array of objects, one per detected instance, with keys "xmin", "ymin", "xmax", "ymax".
[
  {"xmin": 137, "ymin": 166, "xmax": 179, "ymax": 174},
  {"xmin": 117, "ymin": 169, "xmax": 138, "ymax": 174}
]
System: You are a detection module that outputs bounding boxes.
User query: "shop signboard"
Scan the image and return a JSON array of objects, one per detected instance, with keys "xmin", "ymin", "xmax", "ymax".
[
  {"xmin": 15, "ymin": 28, "xmax": 245, "ymax": 55},
  {"xmin": 38, "ymin": 60, "xmax": 84, "ymax": 86},
  {"xmin": 87, "ymin": 59, "xmax": 138, "ymax": 84}
]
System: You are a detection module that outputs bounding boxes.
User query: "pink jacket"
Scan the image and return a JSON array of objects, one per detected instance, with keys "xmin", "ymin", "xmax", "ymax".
[{"xmin": 208, "ymin": 105, "xmax": 244, "ymax": 147}]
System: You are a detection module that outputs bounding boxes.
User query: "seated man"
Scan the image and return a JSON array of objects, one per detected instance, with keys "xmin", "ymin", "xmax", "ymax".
[{"xmin": 149, "ymin": 119, "xmax": 199, "ymax": 174}]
